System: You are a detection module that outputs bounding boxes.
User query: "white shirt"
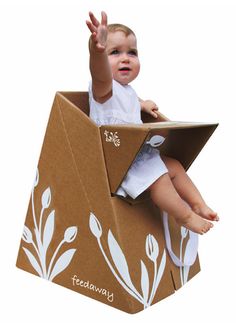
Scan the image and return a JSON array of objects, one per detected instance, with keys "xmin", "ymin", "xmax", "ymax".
[{"xmin": 89, "ymin": 79, "xmax": 143, "ymax": 126}]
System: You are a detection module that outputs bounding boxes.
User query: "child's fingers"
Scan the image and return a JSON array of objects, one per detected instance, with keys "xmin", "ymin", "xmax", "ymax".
[
  {"xmin": 91, "ymin": 32, "xmax": 106, "ymax": 52},
  {"xmin": 101, "ymin": 11, "xmax": 108, "ymax": 26},
  {"xmin": 86, "ymin": 20, "xmax": 97, "ymax": 34},
  {"xmin": 152, "ymin": 109, "xmax": 158, "ymax": 118},
  {"xmin": 92, "ymin": 32, "xmax": 98, "ymax": 43},
  {"xmin": 89, "ymin": 11, "xmax": 100, "ymax": 27}
]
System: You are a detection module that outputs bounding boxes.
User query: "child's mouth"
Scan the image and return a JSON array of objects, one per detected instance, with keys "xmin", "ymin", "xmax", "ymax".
[{"xmin": 119, "ymin": 67, "xmax": 131, "ymax": 72}]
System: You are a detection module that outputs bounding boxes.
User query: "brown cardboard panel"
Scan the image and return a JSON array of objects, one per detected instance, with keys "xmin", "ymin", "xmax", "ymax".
[
  {"xmin": 141, "ymin": 110, "xmax": 170, "ymax": 123},
  {"xmin": 56, "ymin": 93, "xmax": 113, "ymax": 219},
  {"xmin": 159, "ymin": 124, "xmax": 218, "ymax": 170},
  {"xmin": 16, "ymin": 91, "xmax": 215, "ymax": 314},
  {"xmin": 16, "ymin": 95, "xmax": 91, "ymax": 274},
  {"xmin": 100, "ymin": 124, "xmax": 149, "ymax": 193},
  {"xmin": 59, "ymin": 91, "xmax": 90, "ymax": 116},
  {"xmin": 16, "ymin": 94, "xmax": 130, "ymax": 312}
]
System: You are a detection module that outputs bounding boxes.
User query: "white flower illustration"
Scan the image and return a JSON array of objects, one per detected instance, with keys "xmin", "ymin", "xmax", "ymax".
[
  {"xmin": 89, "ymin": 213, "xmax": 166, "ymax": 309},
  {"xmin": 162, "ymin": 212, "xmax": 198, "ymax": 286},
  {"xmin": 21, "ymin": 168, "xmax": 78, "ymax": 281}
]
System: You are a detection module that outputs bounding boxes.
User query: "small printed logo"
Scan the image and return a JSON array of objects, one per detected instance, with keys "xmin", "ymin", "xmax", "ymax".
[
  {"xmin": 104, "ymin": 130, "xmax": 120, "ymax": 147},
  {"xmin": 71, "ymin": 275, "xmax": 114, "ymax": 302}
]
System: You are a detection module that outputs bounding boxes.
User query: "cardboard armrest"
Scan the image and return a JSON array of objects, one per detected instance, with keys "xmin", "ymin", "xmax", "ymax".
[{"xmin": 100, "ymin": 121, "xmax": 218, "ymax": 194}]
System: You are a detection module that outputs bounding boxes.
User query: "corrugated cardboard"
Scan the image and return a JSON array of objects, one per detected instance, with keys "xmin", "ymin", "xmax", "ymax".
[{"xmin": 16, "ymin": 91, "xmax": 218, "ymax": 313}]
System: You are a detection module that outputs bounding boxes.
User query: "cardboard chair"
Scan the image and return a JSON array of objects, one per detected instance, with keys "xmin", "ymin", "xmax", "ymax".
[{"xmin": 16, "ymin": 92, "xmax": 218, "ymax": 313}]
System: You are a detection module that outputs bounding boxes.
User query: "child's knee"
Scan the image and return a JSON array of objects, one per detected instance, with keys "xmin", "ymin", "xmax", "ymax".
[{"xmin": 162, "ymin": 156, "xmax": 184, "ymax": 178}]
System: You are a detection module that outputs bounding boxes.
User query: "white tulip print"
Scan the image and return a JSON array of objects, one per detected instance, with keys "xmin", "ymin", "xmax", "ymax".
[
  {"xmin": 179, "ymin": 227, "xmax": 190, "ymax": 285},
  {"xmin": 162, "ymin": 211, "xmax": 198, "ymax": 286},
  {"xmin": 89, "ymin": 213, "xmax": 166, "ymax": 309},
  {"xmin": 21, "ymin": 168, "xmax": 78, "ymax": 281}
]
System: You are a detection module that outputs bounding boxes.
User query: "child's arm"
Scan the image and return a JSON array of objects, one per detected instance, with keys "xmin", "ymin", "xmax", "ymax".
[
  {"xmin": 86, "ymin": 11, "xmax": 112, "ymax": 103},
  {"xmin": 139, "ymin": 98, "xmax": 159, "ymax": 118}
]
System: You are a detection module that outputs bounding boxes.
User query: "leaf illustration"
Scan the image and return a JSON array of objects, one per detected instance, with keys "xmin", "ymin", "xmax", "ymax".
[
  {"xmin": 41, "ymin": 187, "xmax": 51, "ymax": 209},
  {"xmin": 22, "ymin": 226, "xmax": 33, "ymax": 243},
  {"xmin": 22, "ymin": 247, "xmax": 43, "ymax": 277},
  {"xmin": 150, "ymin": 250, "xmax": 166, "ymax": 304},
  {"xmin": 64, "ymin": 226, "xmax": 78, "ymax": 243},
  {"xmin": 181, "ymin": 226, "xmax": 189, "ymax": 239},
  {"xmin": 89, "ymin": 213, "xmax": 102, "ymax": 238},
  {"xmin": 34, "ymin": 168, "xmax": 39, "ymax": 187},
  {"xmin": 49, "ymin": 248, "xmax": 76, "ymax": 281},
  {"xmin": 107, "ymin": 230, "xmax": 137, "ymax": 294},
  {"xmin": 183, "ymin": 265, "xmax": 190, "ymax": 284},
  {"xmin": 140, "ymin": 260, "xmax": 149, "ymax": 305},
  {"xmin": 43, "ymin": 210, "xmax": 55, "ymax": 253},
  {"xmin": 34, "ymin": 228, "xmax": 45, "ymax": 260},
  {"xmin": 147, "ymin": 135, "xmax": 165, "ymax": 147},
  {"xmin": 146, "ymin": 234, "xmax": 159, "ymax": 262},
  {"xmin": 183, "ymin": 235, "xmax": 198, "ymax": 266}
]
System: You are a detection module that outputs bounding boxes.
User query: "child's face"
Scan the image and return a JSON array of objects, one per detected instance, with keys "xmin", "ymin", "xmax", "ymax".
[{"xmin": 106, "ymin": 31, "xmax": 140, "ymax": 85}]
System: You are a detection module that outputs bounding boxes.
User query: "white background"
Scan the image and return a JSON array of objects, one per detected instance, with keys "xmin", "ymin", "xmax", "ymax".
[{"xmin": 1, "ymin": 0, "xmax": 235, "ymax": 325}]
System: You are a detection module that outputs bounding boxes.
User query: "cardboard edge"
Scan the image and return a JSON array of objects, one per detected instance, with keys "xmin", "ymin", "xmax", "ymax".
[
  {"xmin": 185, "ymin": 124, "xmax": 218, "ymax": 170},
  {"xmin": 55, "ymin": 92, "xmax": 113, "ymax": 209}
]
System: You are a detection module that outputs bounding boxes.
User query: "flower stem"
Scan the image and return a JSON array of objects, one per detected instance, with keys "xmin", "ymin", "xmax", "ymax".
[
  {"xmin": 31, "ymin": 187, "xmax": 47, "ymax": 278},
  {"xmin": 47, "ymin": 239, "xmax": 65, "ymax": 279},
  {"xmin": 34, "ymin": 228, "xmax": 47, "ymax": 278},
  {"xmin": 38, "ymin": 207, "xmax": 45, "ymax": 241},
  {"xmin": 97, "ymin": 238, "xmax": 144, "ymax": 304},
  {"xmin": 31, "ymin": 187, "xmax": 38, "ymax": 234},
  {"xmin": 148, "ymin": 260, "xmax": 157, "ymax": 306},
  {"xmin": 31, "ymin": 239, "xmax": 40, "ymax": 257}
]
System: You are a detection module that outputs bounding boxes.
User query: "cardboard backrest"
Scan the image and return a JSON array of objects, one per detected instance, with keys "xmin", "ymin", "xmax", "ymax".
[
  {"xmin": 59, "ymin": 91, "xmax": 169, "ymax": 122},
  {"xmin": 56, "ymin": 92, "xmax": 218, "ymax": 198},
  {"xmin": 59, "ymin": 91, "xmax": 90, "ymax": 116}
]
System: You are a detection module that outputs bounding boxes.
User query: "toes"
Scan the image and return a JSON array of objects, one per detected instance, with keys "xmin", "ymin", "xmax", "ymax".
[
  {"xmin": 211, "ymin": 213, "xmax": 219, "ymax": 221},
  {"xmin": 202, "ymin": 222, "xmax": 214, "ymax": 234}
]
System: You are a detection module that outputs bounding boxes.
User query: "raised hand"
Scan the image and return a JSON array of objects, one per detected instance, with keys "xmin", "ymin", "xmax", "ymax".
[{"xmin": 86, "ymin": 11, "xmax": 108, "ymax": 52}]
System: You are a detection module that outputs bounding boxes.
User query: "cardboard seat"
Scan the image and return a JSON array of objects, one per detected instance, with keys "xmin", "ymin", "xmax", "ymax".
[{"xmin": 16, "ymin": 92, "xmax": 218, "ymax": 313}]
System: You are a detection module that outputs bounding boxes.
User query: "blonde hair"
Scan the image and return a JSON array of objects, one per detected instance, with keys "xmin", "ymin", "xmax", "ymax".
[
  {"xmin": 88, "ymin": 23, "xmax": 136, "ymax": 49},
  {"xmin": 107, "ymin": 23, "xmax": 136, "ymax": 38}
]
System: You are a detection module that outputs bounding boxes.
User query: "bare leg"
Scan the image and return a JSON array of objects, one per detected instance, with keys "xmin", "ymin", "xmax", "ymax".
[
  {"xmin": 162, "ymin": 156, "xmax": 219, "ymax": 221},
  {"xmin": 149, "ymin": 174, "xmax": 213, "ymax": 234}
]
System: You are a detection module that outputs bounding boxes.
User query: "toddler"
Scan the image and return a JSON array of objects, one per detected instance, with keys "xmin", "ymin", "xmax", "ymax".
[{"xmin": 86, "ymin": 11, "xmax": 218, "ymax": 234}]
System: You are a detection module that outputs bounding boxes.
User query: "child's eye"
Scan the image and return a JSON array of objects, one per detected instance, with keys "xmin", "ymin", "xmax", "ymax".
[
  {"xmin": 128, "ymin": 50, "xmax": 138, "ymax": 56},
  {"xmin": 110, "ymin": 50, "xmax": 119, "ymax": 55}
]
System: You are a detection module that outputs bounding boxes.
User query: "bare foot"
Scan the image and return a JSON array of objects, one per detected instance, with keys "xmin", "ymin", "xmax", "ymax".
[
  {"xmin": 192, "ymin": 204, "xmax": 219, "ymax": 221},
  {"xmin": 176, "ymin": 211, "xmax": 214, "ymax": 235}
]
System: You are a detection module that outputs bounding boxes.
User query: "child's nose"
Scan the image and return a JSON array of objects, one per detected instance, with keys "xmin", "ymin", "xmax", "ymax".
[{"xmin": 121, "ymin": 52, "xmax": 130, "ymax": 63}]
